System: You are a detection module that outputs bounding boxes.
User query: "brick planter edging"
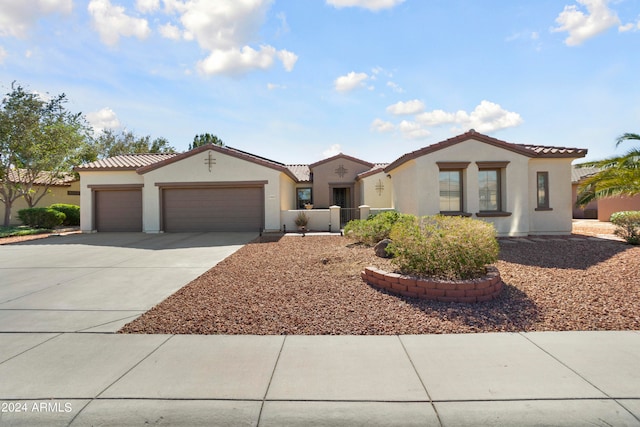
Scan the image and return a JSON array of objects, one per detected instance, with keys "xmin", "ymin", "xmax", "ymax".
[{"xmin": 361, "ymin": 266, "xmax": 503, "ymax": 303}]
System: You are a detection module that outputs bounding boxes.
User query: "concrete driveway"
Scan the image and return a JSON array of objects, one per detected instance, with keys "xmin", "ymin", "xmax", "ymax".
[{"xmin": 0, "ymin": 232, "xmax": 256, "ymax": 333}]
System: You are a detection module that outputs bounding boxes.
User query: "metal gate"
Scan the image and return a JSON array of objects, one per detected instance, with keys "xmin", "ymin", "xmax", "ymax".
[{"xmin": 340, "ymin": 208, "xmax": 360, "ymax": 227}]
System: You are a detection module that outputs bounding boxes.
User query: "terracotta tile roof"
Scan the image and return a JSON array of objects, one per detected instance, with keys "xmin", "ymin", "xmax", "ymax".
[
  {"xmin": 286, "ymin": 164, "xmax": 311, "ymax": 182},
  {"xmin": 515, "ymin": 144, "xmax": 589, "ymax": 157},
  {"xmin": 4, "ymin": 169, "xmax": 77, "ymax": 186},
  {"xmin": 309, "ymin": 153, "xmax": 374, "ymax": 169},
  {"xmin": 75, "ymin": 153, "xmax": 178, "ymax": 171},
  {"xmin": 571, "ymin": 165, "xmax": 600, "ymax": 183},
  {"xmin": 385, "ymin": 130, "xmax": 588, "ymax": 173},
  {"xmin": 356, "ymin": 163, "xmax": 389, "ymax": 180},
  {"xmin": 129, "ymin": 144, "xmax": 300, "ymax": 182}
]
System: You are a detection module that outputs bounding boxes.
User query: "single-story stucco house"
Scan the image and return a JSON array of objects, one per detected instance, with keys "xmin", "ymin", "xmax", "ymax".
[
  {"xmin": 75, "ymin": 130, "xmax": 587, "ymax": 236},
  {"xmin": 571, "ymin": 165, "xmax": 640, "ymax": 221},
  {"xmin": 1, "ymin": 170, "xmax": 80, "ymax": 225}
]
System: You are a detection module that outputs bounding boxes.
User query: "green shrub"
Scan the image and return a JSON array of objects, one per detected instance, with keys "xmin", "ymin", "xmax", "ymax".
[
  {"xmin": 344, "ymin": 210, "xmax": 413, "ymax": 246},
  {"xmin": 17, "ymin": 208, "xmax": 65, "ymax": 229},
  {"xmin": 388, "ymin": 215, "xmax": 499, "ymax": 280},
  {"xmin": 49, "ymin": 204, "xmax": 80, "ymax": 226},
  {"xmin": 610, "ymin": 211, "xmax": 640, "ymax": 245}
]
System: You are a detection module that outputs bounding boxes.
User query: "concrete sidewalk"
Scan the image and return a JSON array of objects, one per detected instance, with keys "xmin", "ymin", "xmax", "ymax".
[{"xmin": 0, "ymin": 331, "xmax": 638, "ymax": 426}]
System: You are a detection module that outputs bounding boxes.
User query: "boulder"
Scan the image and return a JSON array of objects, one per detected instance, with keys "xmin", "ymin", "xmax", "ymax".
[{"xmin": 374, "ymin": 239, "xmax": 393, "ymax": 258}]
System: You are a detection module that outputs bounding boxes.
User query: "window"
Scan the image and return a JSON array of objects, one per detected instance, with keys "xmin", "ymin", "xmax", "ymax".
[
  {"xmin": 439, "ymin": 170, "xmax": 462, "ymax": 212},
  {"xmin": 536, "ymin": 171, "xmax": 550, "ymax": 210},
  {"xmin": 478, "ymin": 169, "xmax": 500, "ymax": 211},
  {"xmin": 296, "ymin": 188, "xmax": 312, "ymax": 209}
]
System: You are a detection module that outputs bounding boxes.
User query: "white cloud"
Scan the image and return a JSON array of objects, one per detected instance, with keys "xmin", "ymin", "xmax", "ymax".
[
  {"xmin": 415, "ymin": 109, "xmax": 457, "ymax": 126},
  {"xmin": 370, "ymin": 118, "xmax": 395, "ymax": 133},
  {"xmin": 157, "ymin": 0, "xmax": 297, "ymax": 75},
  {"xmin": 159, "ymin": 22, "xmax": 181, "ymax": 40},
  {"xmin": 334, "ymin": 71, "xmax": 369, "ymax": 92},
  {"xmin": 197, "ymin": 44, "xmax": 298, "ymax": 76},
  {"xmin": 386, "ymin": 99, "xmax": 425, "ymax": 115},
  {"xmin": 86, "ymin": 107, "xmax": 121, "ymax": 133},
  {"xmin": 267, "ymin": 83, "xmax": 286, "ymax": 90},
  {"xmin": 0, "ymin": 0, "xmax": 72, "ymax": 38},
  {"xmin": 619, "ymin": 19, "xmax": 640, "ymax": 32},
  {"xmin": 386, "ymin": 81, "xmax": 404, "ymax": 93},
  {"xmin": 398, "ymin": 120, "xmax": 430, "ymax": 139},
  {"xmin": 277, "ymin": 49, "xmax": 298, "ymax": 71},
  {"xmin": 552, "ymin": 0, "xmax": 620, "ymax": 46},
  {"xmin": 416, "ymin": 100, "xmax": 523, "ymax": 133},
  {"xmin": 88, "ymin": 0, "xmax": 151, "ymax": 47},
  {"xmin": 0, "ymin": 46, "xmax": 6, "ymax": 63},
  {"xmin": 275, "ymin": 11, "xmax": 290, "ymax": 36},
  {"xmin": 326, "ymin": 0, "xmax": 405, "ymax": 11},
  {"xmin": 323, "ymin": 144, "xmax": 342, "ymax": 158},
  {"xmin": 135, "ymin": 0, "xmax": 160, "ymax": 13}
]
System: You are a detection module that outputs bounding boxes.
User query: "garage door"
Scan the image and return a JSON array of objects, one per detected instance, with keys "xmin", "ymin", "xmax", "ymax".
[
  {"xmin": 163, "ymin": 186, "xmax": 263, "ymax": 232},
  {"xmin": 95, "ymin": 189, "xmax": 142, "ymax": 232}
]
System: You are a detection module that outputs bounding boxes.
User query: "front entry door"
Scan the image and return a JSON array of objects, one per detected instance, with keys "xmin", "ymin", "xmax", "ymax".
[
  {"xmin": 332, "ymin": 187, "xmax": 357, "ymax": 226},
  {"xmin": 332, "ymin": 187, "xmax": 350, "ymax": 209}
]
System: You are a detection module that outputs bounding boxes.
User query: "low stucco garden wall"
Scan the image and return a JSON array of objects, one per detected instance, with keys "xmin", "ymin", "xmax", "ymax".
[{"xmin": 361, "ymin": 266, "xmax": 503, "ymax": 303}]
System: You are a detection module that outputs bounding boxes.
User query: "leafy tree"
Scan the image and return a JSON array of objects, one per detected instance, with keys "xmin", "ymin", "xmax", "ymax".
[
  {"xmin": 0, "ymin": 83, "xmax": 90, "ymax": 226},
  {"xmin": 85, "ymin": 129, "xmax": 176, "ymax": 160},
  {"xmin": 189, "ymin": 133, "xmax": 224, "ymax": 150},
  {"xmin": 576, "ymin": 133, "xmax": 640, "ymax": 206}
]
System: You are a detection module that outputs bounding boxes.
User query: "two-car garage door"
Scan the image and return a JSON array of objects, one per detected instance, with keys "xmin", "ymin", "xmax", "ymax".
[{"xmin": 162, "ymin": 186, "xmax": 264, "ymax": 232}]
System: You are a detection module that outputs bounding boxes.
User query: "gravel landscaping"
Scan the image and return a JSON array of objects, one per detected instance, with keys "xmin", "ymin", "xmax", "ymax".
[{"xmin": 120, "ymin": 223, "xmax": 640, "ymax": 335}]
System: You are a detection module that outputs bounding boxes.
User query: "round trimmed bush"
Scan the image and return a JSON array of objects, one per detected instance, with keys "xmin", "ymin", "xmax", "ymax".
[
  {"xmin": 49, "ymin": 204, "xmax": 80, "ymax": 226},
  {"xmin": 610, "ymin": 211, "xmax": 640, "ymax": 245},
  {"xmin": 17, "ymin": 207, "xmax": 65, "ymax": 229},
  {"xmin": 387, "ymin": 215, "xmax": 499, "ymax": 280},
  {"xmin": 344, "ymin": 210, "xmax": 413, "ymax": 246}
]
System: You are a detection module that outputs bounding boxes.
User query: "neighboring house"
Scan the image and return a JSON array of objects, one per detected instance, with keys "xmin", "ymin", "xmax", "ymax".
[
  {"xmin": 1, "ymin": 169, "xmax": 80, "ymax": 226},
  {"xmin": 75, "ymin": 130, "xmax": 587, "ymax": 236},
  {"xmin": 571, "ymin": 166, "xmax": 600, "ymax": 219},
  {"xmin": 571, "ymin": 165, "xmax": 640, "ymax": 221}
]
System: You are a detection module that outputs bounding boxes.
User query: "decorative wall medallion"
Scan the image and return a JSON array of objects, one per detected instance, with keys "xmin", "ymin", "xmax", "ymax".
[
  {"xmin": 335, "ymin": 164, "xmax": 348, "ymax": 178},
  {"xmin": 204, "ymin": 151, "xmax": 217, "ymax": 172},
  {"xmin": 375, "ymin": 179, "xmax": 384, "ymax": 196}
]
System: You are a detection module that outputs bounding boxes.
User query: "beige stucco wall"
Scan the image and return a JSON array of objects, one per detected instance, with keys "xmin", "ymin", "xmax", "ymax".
[
  {"xmin": 527, "ymin": 158, "xmax": 574, "ymax": 235},
  {"xmin": 78, "ymin": 170, "xmax": 143, "ymax": 232},
  {"xmin": 389, "ymin": 139, "xmax": 533, "ymax": 236},
  {"xmin": 597, "ymin": 194, "xmax": 640, "ymax": 221},
  {"xmin": 5, "ymin": 181, "xmax": 81, "ymax": 225},
  {"xmin": 388, "ymin": 160, "xmax": 418, "ymax": 215},
  {"xmin": 280, "ymin": 175, "xmax": 297, "ymax": 211},
  {"xmin": 359, "ymin": 172, "xmax": 392, "ymax": 208},
  {"xmin": 310, "ymin": 157, "xmax": 372, "ymax": 208},
  {"xmin": 141, "ymin": 148, "xmax": 286, "ymax": 232}
]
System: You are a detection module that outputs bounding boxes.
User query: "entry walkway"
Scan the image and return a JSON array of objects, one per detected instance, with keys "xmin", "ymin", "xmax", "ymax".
[{"xmin": 0, "ymin": 331, "xmax": 638, "ymax": 426}]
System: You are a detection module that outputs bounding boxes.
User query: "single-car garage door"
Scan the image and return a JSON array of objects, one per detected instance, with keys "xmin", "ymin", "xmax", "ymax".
[
  {"xmin": 162, "ymin": 186, "xmax": 263, "ymax": 232},
  {"xmin": 95, "ymin": 189, "xmax": 142, "ymax": 232}
]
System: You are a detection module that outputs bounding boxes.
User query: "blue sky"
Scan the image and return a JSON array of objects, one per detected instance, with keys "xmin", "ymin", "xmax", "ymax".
[{"xmin": 0, "ymin": 0, "xmax": 638, "ymax": 164}]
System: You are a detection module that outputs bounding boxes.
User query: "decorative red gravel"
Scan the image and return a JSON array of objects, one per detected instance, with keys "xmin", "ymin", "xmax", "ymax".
[{"xmin": 120, "ymin": 227, "xmax": 640, "ymax": 335}]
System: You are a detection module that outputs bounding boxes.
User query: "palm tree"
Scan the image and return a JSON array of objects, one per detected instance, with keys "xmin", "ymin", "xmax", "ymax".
[{"xmin": 576, "ymin": 133, "xmax": 640, "ymax": 206}]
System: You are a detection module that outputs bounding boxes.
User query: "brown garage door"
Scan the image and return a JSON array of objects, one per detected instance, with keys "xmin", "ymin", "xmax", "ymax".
[
  {"xmin": 95, "ymin": 189, "xmax": 142, "ymax": 232},
  {"xmin": 163, "ymin": 186, "xmax": 263, "ymax": 232}
]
